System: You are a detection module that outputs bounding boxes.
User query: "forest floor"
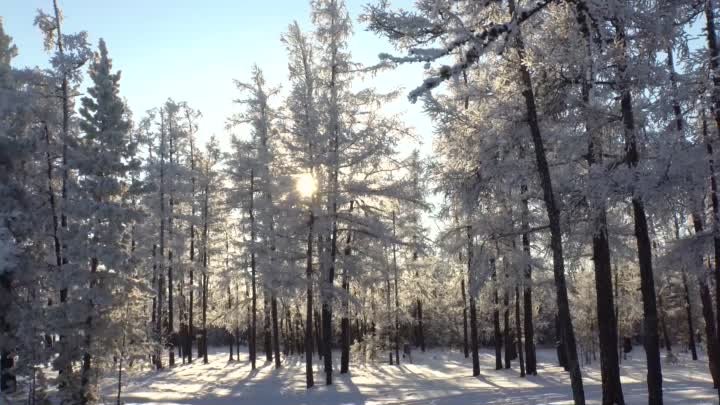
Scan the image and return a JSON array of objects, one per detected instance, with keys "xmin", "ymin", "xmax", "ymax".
[{"xmin": 99, "ymin": 346, "xmax": 717, "ymax": 405}]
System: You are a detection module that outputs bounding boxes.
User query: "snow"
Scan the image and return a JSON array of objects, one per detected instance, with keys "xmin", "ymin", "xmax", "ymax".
[{"xmin": 106, "ymin": 348, "xmax": 718, "ymax": 405}]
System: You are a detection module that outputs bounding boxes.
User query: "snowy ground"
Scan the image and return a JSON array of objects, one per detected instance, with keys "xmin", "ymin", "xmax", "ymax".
[{"xmin": 97, "ymin": 347, "xmax": 719, "ymax": 405}]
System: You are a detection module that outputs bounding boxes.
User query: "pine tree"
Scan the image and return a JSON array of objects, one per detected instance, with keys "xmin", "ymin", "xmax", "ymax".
[{"xmin": 76, "ymin": 37, "xmax": 139, "ymax": 404}]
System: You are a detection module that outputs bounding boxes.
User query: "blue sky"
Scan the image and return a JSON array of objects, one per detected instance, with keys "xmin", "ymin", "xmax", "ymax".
[{"xmin": 3, "ymin": 0, "xmax": 434, "ymax": 155}]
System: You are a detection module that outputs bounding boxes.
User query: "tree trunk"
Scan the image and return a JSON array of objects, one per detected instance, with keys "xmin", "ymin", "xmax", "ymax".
[
  {"xmin": 305, "ymin": 210, "xmax": 315, "ymax": 388},
  {"xmin": 691, "ymin": 212, "xmax": 720, "ymax": 389},
  {"xmin": 168, "ymin": 255, "xmax": 174, "ymax": 367},
  {"xmin": 658, "ymin": 292, "xmax": 672, "ymax": 353},
  {"xmin": 702, "ymin": 0, "xmax": 720, "ymax": 337},
  {"xmin": 80, "ymin": 253, "xmax": 99, "ymax": 405},
  {"xmin": 264, "ymin": 295, "xmax": 272, "ymax": 363},
  {"xmin": 272, "ymin": 296, "xmax": 281, "ymax": 368},
  {"xmin": 590, "ymin": 210, "xmax": 625, "ymax": 405},
  {"xmin": 201, "ymin": 163, "xmax": 210, "ymax": 365},
  {"xmin": 519, "ymin": 52, "xmax": 585, "ymax": 404},
  {"xmin": 229, "ymin": 335, "xmax": 234, "ymax": 361},
  {"xmin": 0, "ymin": 273, "xmax": 15, "ymax": 393},
  {"xmin": 700, "ymin": 275, "xmax": 720, "ymax": 388},
  {"xmin": 555, "ymin": 315, "xmax": 568, "ymax": 369},
  {"xmin": 386, "ymin": 260, "xmax": 393, "ymax": 365},
  {"xmin": 503, "ymin": 271, "xmax": 511, "ymax": 369},
  {"xmin": 521, "ymin": 187, "xmax": 536, "ymax": 374},
  {"xmin": 188, "ymin": 115, "xmax": 196, "ymax": 365},
  {"xmin": 315, "ymin": 309, "xmax": 323, "ymax": 359},
  {"xmin": 287, "ymin": 307, "xmax": 294, "ymax": 356},
  {"xmin": 52, "ymin": 0, "xmax": 71, "ymax": 325},
  {"xmin": 322, "ymin": 237, "xmax": 335, "ymax": 383},
  {"xmin": 116, "ymin": 343, "xmax": 123, "ymax": 405},
  {"xmin": 202, "ymin": 274, "xmax": 208, "ymax": 364},
  {"xmin": 493, "ymin": 264, "xmax": 502, "ymax": 371},
  {"xmin": 515, "ymin": 285, "xmax": 526, "ymax": 377},
  {"xmin": 156, "ymin": 109, "xmax": 166, "ymax": 371},
  {"xmin": 503, "ymin": 286, "xmax": 513, "ymax": 368},
  {"xmin": 467, "ymin": 226, "xmax": 480, "ymax": 376},
  {"xmin": 416, "ymin": 299, "xmax": 425, "ymax": 352},
  {"xmin": 321, "ymin": 206, "xmax": 339, "ymax": 384},
  {"xmin": 392, "ymin": 211, "xmax": 400, "ymax": 367},
  {"xmin": 681, "ymin": 270, "xmax": 698, "ymax": 360},
  {"xmin": 576, "ymin": 8, "xmax": 625, "ymax": 401},
  {"xmin": 43, "ymin": 123, "xmax": 62, "ymax": 288},
  {"xmin": 167, "ymin": 120, "xmax": 176, "ymax": 368},
  {"xmin": 249, "ymin": 170, "xmax": 257, "ymax": 370},
  {"xmin": 615, "ymin": 20, "xmax": 662, "ymax": 405},
  {"xmin": 461, "ymin": 277, "xmax": 469, "ymax": 359},
  {"xmin": 340, "ymin": 201, "xmax": 353, "ymax": 374},
  {"xmin": 667, "ymin": 46, "xmax": 698, "ymax": 362}
]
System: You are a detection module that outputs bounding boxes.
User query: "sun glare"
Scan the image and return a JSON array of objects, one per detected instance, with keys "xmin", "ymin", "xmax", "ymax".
[{"xmin": 296, "ymin": 173, "xmax": 316, "ymax": 198}]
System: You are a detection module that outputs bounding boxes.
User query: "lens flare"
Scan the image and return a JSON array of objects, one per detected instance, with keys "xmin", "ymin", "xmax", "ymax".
[{"xmin": 296, "ymin": 172, "xmax": 316, "ymax": 198}]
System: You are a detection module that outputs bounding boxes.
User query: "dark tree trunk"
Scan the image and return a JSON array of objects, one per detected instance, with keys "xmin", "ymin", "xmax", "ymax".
[
  {"xmin": 576, "ymin": 8, "xmax": 624, "ymax": 400},
  {"xmin": 515, "ymin": 285, "xmax": 526, "ymax": 377},
  {"xmin": 249, "ymin": 170, "xmax": 257, "ymax": 370},
  {"xmin": 272, "ymin": 296, "xmax": 281, "ymax": 369},
  {"xmin": 297, "ymin": 307, "xmax": 304, "ymax": 358},
  {"xmin": 80, "ymin": 257, "xmax": 99, "ymax": 405},
  {"xmin": 340, "ymin": 304, "xmax": 350, "ymax": 373},
  {"xmin": 504, "ymin": 283, "xmax": 511, "ymax": 369},
  {"xmin": 43, "ymin": 123, "xmax": 64, "ymax": 379},
  {"xmin": 0, "ymin": 273, "xmax": 15, "ymax": 393},
  {"xmin": 322, "ymin": 264, "xmax": 334, "ymax": 383},
  {"xmin": 681, "ymin": 270, "xmax": 698, "ymax": 360},
  {"xmin": 341, "ymin": 201, "xmax": 353, "ymax": 374},
  {"xmin": 467, "ymin": 226, "xmax": 479, "ymax": 376},
  {"xmin": 416, "ymin": 299, "xmax": 425, "ymax": 352},
  {"xmin": 188, "ymin": 120, "xmax": 196, "ymax": 365},
  {"xmin": 555, "ymin": 315, "xmax": 568, "ymax": 370},
  {"xmin": 43, "ymin": 123, "xmax": 62, "ymax": 291},
  {"xmin": 168, "ymin": 251, "xmax": 174, "ymax": 367},
  {"xmin": 386, "ymin": 268, "xmax": 393, "ymax": 366},
  {"xmin": 667, "ymin": 45, "xmax": 697, "ymax": 363},
  {"xmin": 493, "ymin": 263, "xmax": 502, "ymax": 371},
  {"xmin": 264, "ymin": 295, "xmax": 272, "ymax": 363},
  {"xmin": 469, "ymin": 296, "xmax": 480, "ymax": 376},
  {"xmin": 151, "ymin": 245, "xmax": 157, "ymax": 367},
  {"xmin": 229, "ymin": 329, "xmax": 235, "ymax": 361},
  {"xmin": 322, "ymin": 210, "xmax": 339, "ymax": 384},
  {"xmin": 461, "ymin": 277, "xmax": 469, "ymax": 359},
  {"xmin": 517, "ymin": 32, "xmax": 587, "ymax": 405},
  {"xmin": 658, "ymin": 292, "xmax": 672, "ymax": 353},
  {"xmin": 281, "ymin": 305, "xmax": 288, "ymax": 356},
  {"xmin": 201, "ymin": 163, "xmax": 210, "ymax": 365},
  {"xmin": 202, "ymin": 274, "xmax": 208, "ymax": 364},
  {"xmin": 702, "ymin": 111, "xmax": 720, "ymax": 389},
  {"xmin": 156, "ymin": 109, "xmax": 166, "ymax": 371},
  {"xmin": 305, "ymin": 210, "xmax": 315, "ymax": 388},
  {"xmin": 521, "ymin": 192, "xmax": 536, "ymax": 374},
  {"xmin": 589, "ymin": 210, "xmax": 625, "ymax": 405},
  {"xmin": 52, "ymin": 0, "xmax": 70, "ymax": 332},
  {"xmin": 315, "ymin": 309, "xmax": 323, "ymax": 359},
  {"xmin": 615, "ymin": 20, "xmax": 662, "ymax": 404},
  {"xmin": 509, "ymin": 0, "xmax": 584, "ymax": 397},
  {"xmin": 691, "ymin": 212, "xmax": 720, "ymax": 390},
  {"xmin": 700, "ymin": 277, "xmax": 720, "ymax": 388},
  {"xmin": 167, "ymin": 118, "xmax": 177, "ymax": 368},
  {"xmin": 392, "ymin": 211, "xmax": 400, "ymax": 367},
  {"xmin": 590, "ymin": 213, "xmax": 625, "ymax": 404},
  {"xmin": 703, "ymin": 0, "xmax": 720, "ymax": 338},
  {"xmin": 287, "ymin": 307, "xmax": 294, "ymax": 356},
  {"xmin": 236, "ymin": 327, "xmax": 240, "ymax": 358}
]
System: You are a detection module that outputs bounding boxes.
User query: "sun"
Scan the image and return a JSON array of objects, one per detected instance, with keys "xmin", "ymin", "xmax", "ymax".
[{"xmin": 296, "ymin": 172, "xmax": 317, "ymax": 198}]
